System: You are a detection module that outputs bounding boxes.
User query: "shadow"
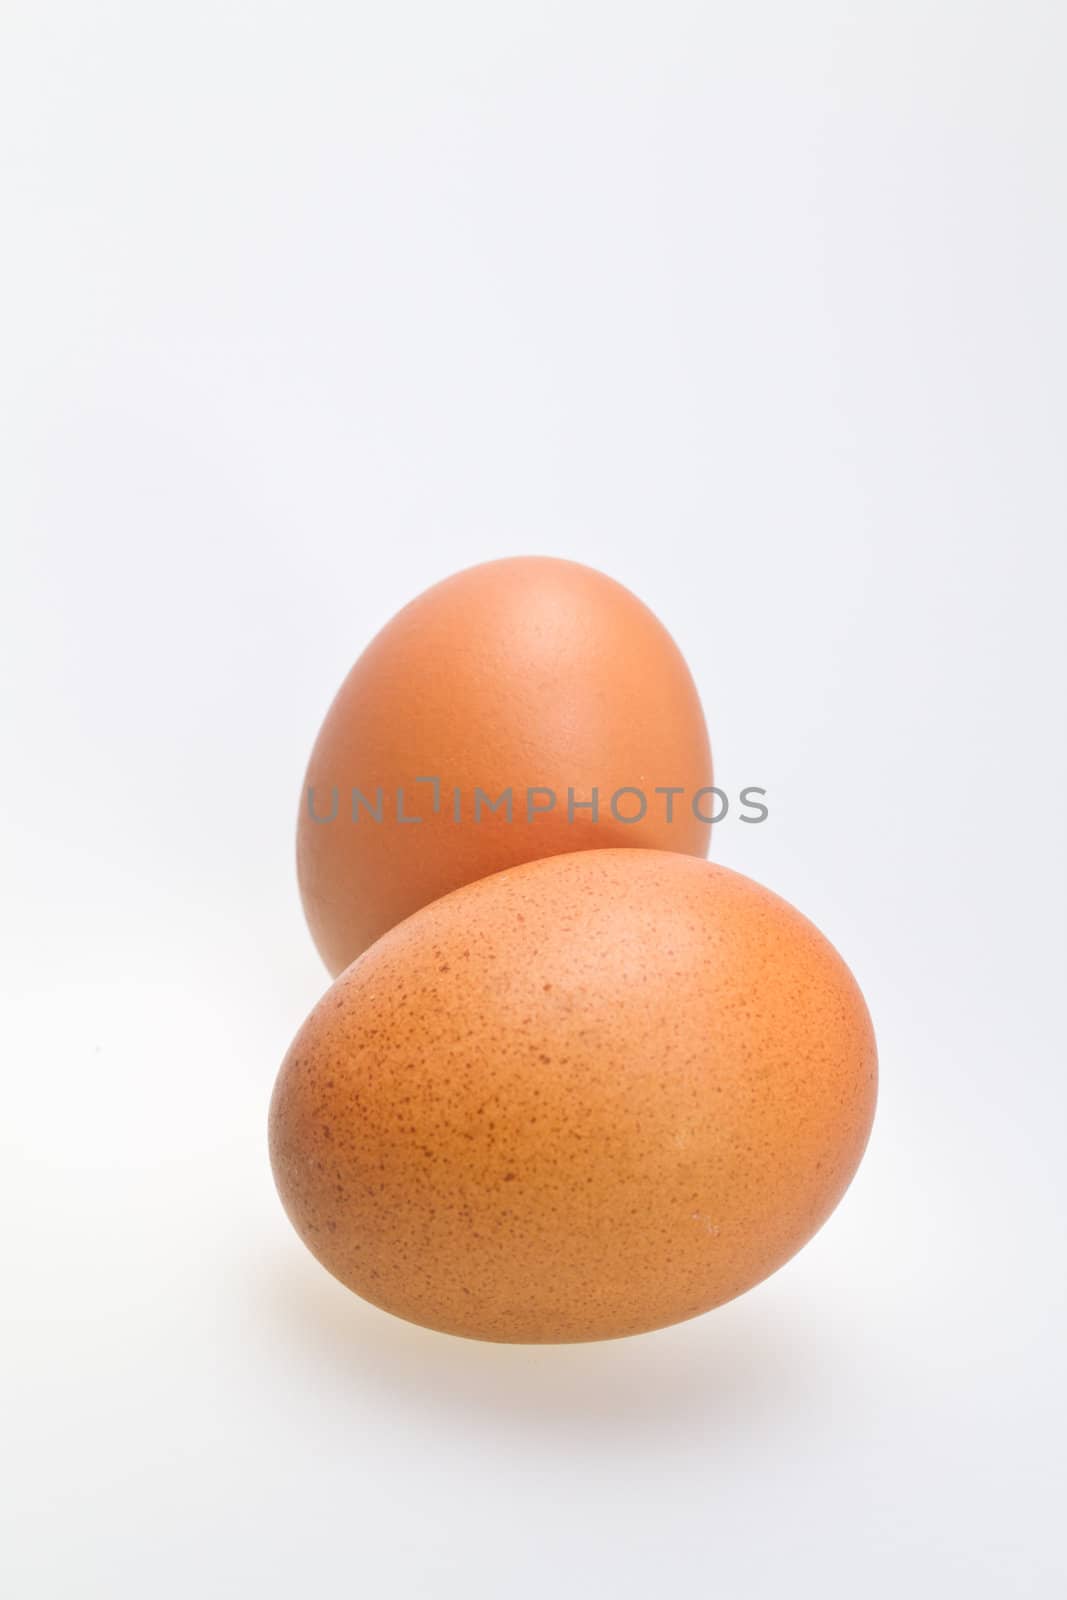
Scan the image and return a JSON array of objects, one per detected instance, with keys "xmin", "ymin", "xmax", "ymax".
[{"xmin": 248, "ymin": 1242, "xmax": 832, "ymax": 1443}]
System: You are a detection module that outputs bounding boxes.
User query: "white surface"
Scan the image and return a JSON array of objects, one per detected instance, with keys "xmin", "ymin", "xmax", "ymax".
[{"xmin": 2, "ymin": 4, "xmax": 1065, "ymax": 1596}]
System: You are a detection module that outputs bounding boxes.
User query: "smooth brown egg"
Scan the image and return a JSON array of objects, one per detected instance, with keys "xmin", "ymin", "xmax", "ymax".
[
  {"xmin": 297, "ymin": 557, "xmax": 712, "ymax": 974},
  {"xmin": 270, "ymin": 850, "xmax": 877, "ymax": 1343}
]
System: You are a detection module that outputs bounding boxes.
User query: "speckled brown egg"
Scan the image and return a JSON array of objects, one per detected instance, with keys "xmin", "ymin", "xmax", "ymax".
[
  {"xmin": 270, "ymin": 849, "xmax": 877, "ymax": 1343},
  {"xmin": 297, "ymin": 557, "xmax": 712, "ymax": 975}
]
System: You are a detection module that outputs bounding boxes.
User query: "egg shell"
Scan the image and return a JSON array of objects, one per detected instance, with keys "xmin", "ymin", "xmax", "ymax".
[
  {"xmin": 270, "ymin": 849, "xmax": 877, "ymax": 1343},
  {"xmin": 297, "ymin": 557, "xmax": 712, "ymax": 974}
]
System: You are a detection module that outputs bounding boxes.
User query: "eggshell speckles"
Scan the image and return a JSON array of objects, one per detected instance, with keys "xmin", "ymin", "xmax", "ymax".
[
  {"xmin": 297, "ymin": 557, "xmax": 712, "ymax": 974},
  {"xmin": 270, "ymin": 850, "xmax": 877, "ymax": 1344}
]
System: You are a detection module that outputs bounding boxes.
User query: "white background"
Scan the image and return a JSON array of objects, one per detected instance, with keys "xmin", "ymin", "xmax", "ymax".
[{"xmin": 2, "ymin": 4, "xmax": 1065, "ymax": 1595}]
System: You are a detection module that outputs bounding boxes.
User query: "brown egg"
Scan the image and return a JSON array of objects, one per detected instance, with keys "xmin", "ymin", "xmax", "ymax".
[
  {"xmin": 297, "ymin": 557, "xmax": 712, "ymax": 974},
  {"xmin": 270, "ymin": 850, "xmax": 877, "ymax": 1343}
]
